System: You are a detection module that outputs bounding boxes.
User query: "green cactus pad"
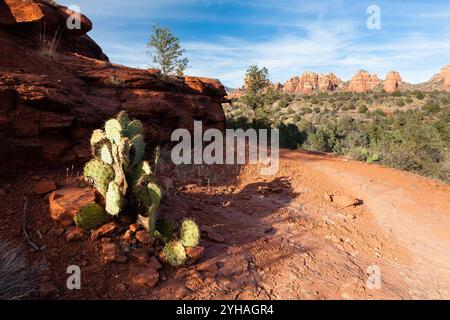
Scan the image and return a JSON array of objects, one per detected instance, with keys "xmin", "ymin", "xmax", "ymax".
[
  {"xmin": 90, "ymin": 129, "xmax": 109, "ymax": 158},
  {"xmin": 162, "ymin": 240, "xmax": 187, "ymax": 267},
  {"xmin": 74, "ymin": 203, "xmax": 109, "ymax": 231},
  {"xmin": 132, "ymin": 161, "xmax": 152, "ymax": 185},
  {"xmin": 117, "ymin": 138, "xmax": 131, "ymax": 171},
  {"xmin": 105, "ymin": 181, "xmax": 125, "ymax": 216},
  {"xmin": 131, "ymin": 135, "xmax": 146, "ymax": 165},
  {"xmin": 100, "ymin": 144, "xmax": 113, "ymax": 165},
  {"xmin": 180, "ymin": 219, "xmax": 200, "ymax": 248},
  {"xmin": 154, "ymin": 216, "xmax": 173, "ymax": 243},
  {"xmin": 105, "ymin": 119, "xmax": 123, "ymax": 145},
  {"xmin": 126, "ymin": 120, "xmax": 145, "ymax": 138},
  {"xmin": 117, "ymin": 111, "xmax": 131, "ymax": 127},
  {"xmin": 83, "ymin": 159, "xmax": 115, "ymax": 196},
  {"xmin": 147, "ymin": 182, "xmax": 162, "ymax": 206}
]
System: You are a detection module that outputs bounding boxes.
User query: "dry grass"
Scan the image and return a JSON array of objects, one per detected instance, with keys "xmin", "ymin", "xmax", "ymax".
[
  {"xmin": 0, "ymin": 241, "xmax": 37, "ymax": 300},
  {"xmin": 34, "ymin": 22, "xmax": 61, "ymax": 59}
]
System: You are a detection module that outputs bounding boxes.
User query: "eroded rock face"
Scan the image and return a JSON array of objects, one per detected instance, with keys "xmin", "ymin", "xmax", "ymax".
[
  {"xmin": 384, "ymin": 71, "xmax": 403, "ymax": 93},
  {"xmin": 440, "ymin": 65, "xmax": 450, "ymax": 90},
  {"xmin": 0, "ymin": 0, "xmax": 44, "ymax": 24},
  {"xmin": 283, "ymin": 72, "xmax": 342, "ymax": 94},
  {"xmin": 347, "ymin": 70, "xmax": 382, "ymax": 93},
  {"xmin": 0, "ymin": 0, "xmax": 227, "ymax": 169}
]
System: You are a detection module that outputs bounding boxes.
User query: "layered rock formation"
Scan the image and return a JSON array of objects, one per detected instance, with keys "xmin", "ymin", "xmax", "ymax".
[
  {"xmin": 347, "ymin": 70, "xmax": 382, "ymax": 93},
  {"xmin": 440, "ymin": 65, "xmax": 450, "ymax": 90},
  {"xmin": 0, "ymin": 0, "xmax": 227, "ymax": 168},
  {"xmin": 283, "ymin": 72, "xmax": 342, "ymax": 94},
  {"xmin": 383, "ymin": 71, "xmax": 403, "ymax": 93}
]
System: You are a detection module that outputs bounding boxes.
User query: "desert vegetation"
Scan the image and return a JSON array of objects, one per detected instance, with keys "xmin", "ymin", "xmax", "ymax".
[
  {"xmin": 226, "ymin": 70, "xmax": 450, "ymax": 183},
  {"xmin": 81, "ymin": 112, "xmax": 201, "ymax": 267},
  {"xmin": 147, "ymin": 23, "xmax": 189, "ymax": 76}
]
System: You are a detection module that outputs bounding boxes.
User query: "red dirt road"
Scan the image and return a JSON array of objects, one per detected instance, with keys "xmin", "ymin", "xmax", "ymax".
[{"xmin": 283, "ymin": 150, "xmax": 450, "ymax": 299}]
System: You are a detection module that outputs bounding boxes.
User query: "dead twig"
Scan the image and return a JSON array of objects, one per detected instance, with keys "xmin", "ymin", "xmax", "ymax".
[{"xmin": 22, "ymin": 195, "xmax": 40, "ymax": 251}]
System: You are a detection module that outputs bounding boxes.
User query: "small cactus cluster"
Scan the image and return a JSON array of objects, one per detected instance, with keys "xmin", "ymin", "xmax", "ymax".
[
  {"xmin": 160, "ymin": 219, "xmax": 200, "ymax": 267},
  {"xmin": 81, "ymin": 111, "xmax": 162, "ymax": 231}
]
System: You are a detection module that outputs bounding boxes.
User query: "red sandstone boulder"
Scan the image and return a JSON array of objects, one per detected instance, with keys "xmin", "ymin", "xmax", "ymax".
[
  {"xmin": 48, "ymin": 188, "xmax": 96, "ymax": 226},
  {"xmin": 0, "ymin": 0, "xmax": 43, "ymax": 24}
]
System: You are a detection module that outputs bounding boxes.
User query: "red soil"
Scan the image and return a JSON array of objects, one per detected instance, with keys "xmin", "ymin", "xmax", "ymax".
[{"xmin": 1, "ymin": 150, "xmax": 449, "ymax": 300}]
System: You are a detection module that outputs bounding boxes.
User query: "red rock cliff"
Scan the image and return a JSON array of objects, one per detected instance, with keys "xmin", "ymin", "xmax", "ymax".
[
  {"xmin": 283, "ymin": 72, "xmax": 342, "ymax": 94},
  {"xmin": 347, "ymin": 70, "xmax": 382, "ymax": 93},
  {"xmin": 440, "ymin": 65, "xmax": 450, "ymax": 91},
  {"xmin": 0, "ymin": 0, "xmax": 227, "ymax": 168}
]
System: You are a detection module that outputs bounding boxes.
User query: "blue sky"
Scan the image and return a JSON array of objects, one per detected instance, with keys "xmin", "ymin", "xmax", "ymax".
[{"xmin": 59, "ymin": 0, "xmax": 450, "ymax": 87}]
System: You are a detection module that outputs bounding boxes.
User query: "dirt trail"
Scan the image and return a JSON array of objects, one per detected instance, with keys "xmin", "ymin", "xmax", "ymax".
[
  {"xmin": 1, "ymin": 150, "xmax": 449, "ymax": 300},
  {"xmin": 286, "ymin": 150, "xmax": 450, "ymax": 299}
]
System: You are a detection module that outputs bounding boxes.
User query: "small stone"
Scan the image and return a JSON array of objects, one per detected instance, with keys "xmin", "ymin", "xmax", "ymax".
[
  {"xmin": 202, "ymin": 226, "xmax": 225, "ymax": 243},
  {"xmin": 123, "ymin": 230, "xmax": 133, "ymax": 241},
  {"xmin": 91, "ymin": 222, "xmax": 118, "ymax": 241},
  {"xmin": 33, "ymin": 181, "xmax": 57, "ymax": 195},
  {"xmin": 323, "ymin": 193, "xmax": 332, "ymax": 202},
  {"xmin": 116, "ymin": 255, "xmax": 128, "ymax": 263},
  {"xmin": 129, "ymin": 223, "xmax": 140, "ymax": 232},
  {"xmin": 55, "ymin": 226, "xmax": 65, "ymax": 236},
  {"xmin": 332, "ymin": 194, "xmax": 361, "ymax": 208},
  {"xmin": 186, "ymin": 246, "xmax": 205, "ymax": 261},
  {"xmin": 197, "ymin": 260, "xmax": 218, "ymax": 273},
  {"xmin": 146, "ymin": 256, "xmax": 162, "ymax": 270},
  {"xmin": 135, "ymin": 230, "xmax": 151, "ymax": 244},
  {"xmin": 65, "ymin": 226, "xmax": 84, "ymax": 242},
  {"xmin": 101, "ymin": 242, "xmax": 118, "ymax": 262},
  {"xmin": 174, "ymin": 286, "xmax": 190, "ymax": 299},
  {"xmin": 130, "ymin": 249, "xmax": 149, "ymax": 264},
  {"xmin": 129, "ymin": 267, "xmax": 159, "ymax": 288}
]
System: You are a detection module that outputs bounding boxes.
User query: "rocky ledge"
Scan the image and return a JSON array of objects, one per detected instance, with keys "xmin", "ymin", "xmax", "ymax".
[{"xmin": 0, "ymin": 0, "xmax": 227, "ymax": 169}]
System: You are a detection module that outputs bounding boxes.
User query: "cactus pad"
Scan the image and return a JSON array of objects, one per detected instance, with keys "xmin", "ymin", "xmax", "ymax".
[
  {"xmin": 180, "ymin": 219, "xmax": 200, "ymax": 248},
  {"xmin": 162, "ymin": 240, "xmax": 187, "ymax": 267},
  {"xmin": 105, "ymin": 181, "xmax": 125, "ymax": 216},
  {"xmin": 75, "ymin": 203, "xmax": 109, "ymax": 231},
  {"xmin": 83, "ymin": 159, "xmax": 115, "ymax": 196}
]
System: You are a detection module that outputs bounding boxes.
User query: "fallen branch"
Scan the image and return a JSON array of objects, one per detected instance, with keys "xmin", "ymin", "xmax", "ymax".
[{"xmin": 22, "ymin": 195, "xmax": 40, "ymax": 251}]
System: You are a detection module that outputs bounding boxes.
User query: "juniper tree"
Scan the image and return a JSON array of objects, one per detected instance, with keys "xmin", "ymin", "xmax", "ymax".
[
  {"xmin": 147, "ymin": 23, "xmax": 189, "ymax": 76},
  {"xmin": 241, "ymin": 65, "xmax": 271, "ymax": 126}
]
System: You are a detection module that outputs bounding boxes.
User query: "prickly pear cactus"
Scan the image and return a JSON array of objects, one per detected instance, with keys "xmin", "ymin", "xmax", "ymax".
[
  {"xmin": 83, "ymin": 111, "xmax": 162, "ymax": 228},
  {"xmin": 83, "ymin": 111, "xmax": 204, "ymax": 268}
]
